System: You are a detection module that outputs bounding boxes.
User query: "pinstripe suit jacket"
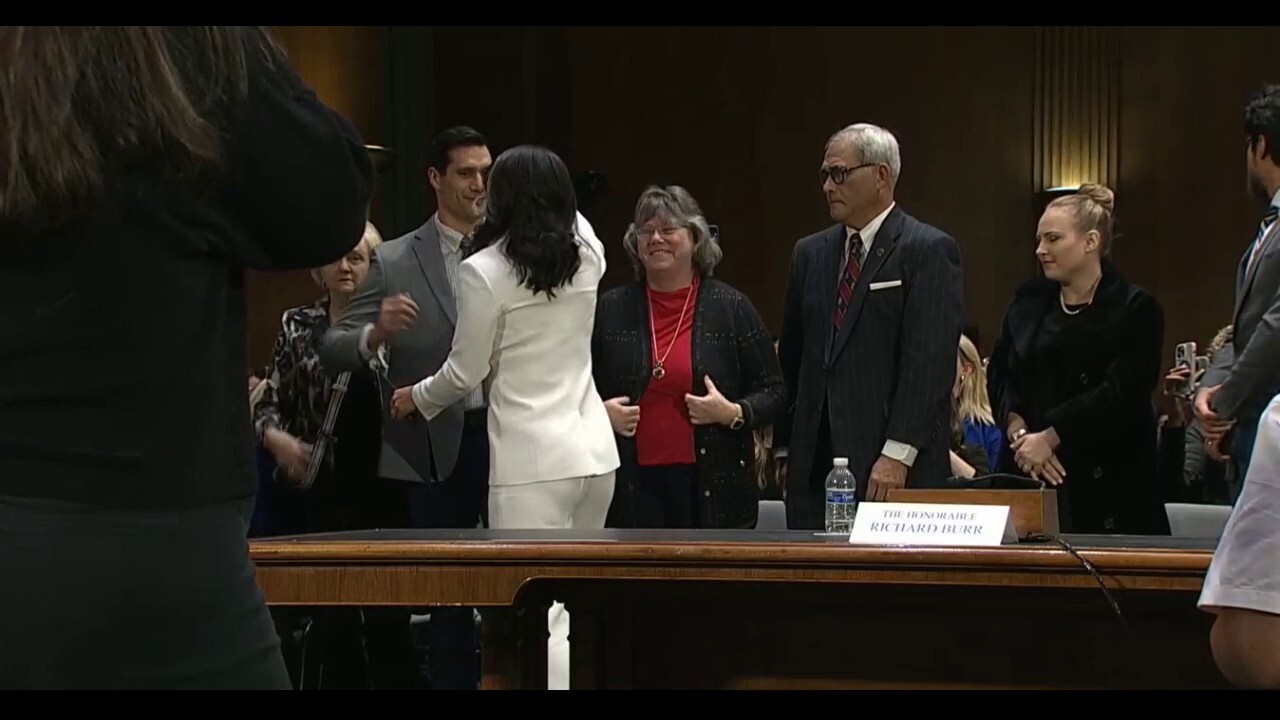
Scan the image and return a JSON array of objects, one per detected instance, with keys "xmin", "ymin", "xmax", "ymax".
[{"xmin": 776, "ymin": 205, "xmax": 964, "ymax": 498}]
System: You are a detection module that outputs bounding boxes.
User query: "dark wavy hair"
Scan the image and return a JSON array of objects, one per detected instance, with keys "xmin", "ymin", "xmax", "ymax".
[
  {"xmin": 428, "ymin": 126, "xmax": 487, "ymax": 174},
  {"xmin": 0, "ymin": 26, "xmax": 285, "ymax": 231},
  {"xmin": 470, "ymin": 145, "xmax": 581, "ymax": 299}
]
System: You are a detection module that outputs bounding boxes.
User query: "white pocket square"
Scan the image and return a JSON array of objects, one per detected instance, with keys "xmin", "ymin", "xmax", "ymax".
[{"xmin": 869, "ymin": 280, "xmax": 903, "ymax": 291}]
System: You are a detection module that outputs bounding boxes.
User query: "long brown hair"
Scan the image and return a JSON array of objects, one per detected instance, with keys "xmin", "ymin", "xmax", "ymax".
[{"xmin": 0, "ymin": 26, "xmax": 284, "ymax": 231}]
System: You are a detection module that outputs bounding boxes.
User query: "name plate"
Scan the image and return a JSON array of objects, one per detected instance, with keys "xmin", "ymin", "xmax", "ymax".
[{"xmin": 848, "ymin": 502, "xmax": 1018, "ymax": 546}]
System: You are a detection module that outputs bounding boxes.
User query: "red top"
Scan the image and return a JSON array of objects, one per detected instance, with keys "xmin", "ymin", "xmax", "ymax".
[{"xmin": 636, "ymin": 277, "xmax": 698, "ymax": 467}]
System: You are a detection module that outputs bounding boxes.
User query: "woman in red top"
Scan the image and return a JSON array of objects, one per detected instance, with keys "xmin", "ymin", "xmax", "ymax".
[{"xmin": 592, "ymin": 186, "xmax": 785, "ymax": 528}]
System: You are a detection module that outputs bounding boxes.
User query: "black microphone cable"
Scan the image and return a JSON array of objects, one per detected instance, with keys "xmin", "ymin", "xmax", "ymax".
[
  {"xmin": 1026, "ymin": 532, "xmax": 1131, "ymax": 636},
  {"xmin": 955, "ymin": 472, "xmax": 1129, "ymax": 634},
  {"xmin": 959, "ymin": 472, "xmax": 1047, "ymax": 489}
]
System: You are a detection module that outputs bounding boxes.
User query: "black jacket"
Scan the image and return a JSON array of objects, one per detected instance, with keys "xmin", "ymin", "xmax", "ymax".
[{"xmin": 996, "ymin": 262, "xmax": 1169, "ymax": 534}]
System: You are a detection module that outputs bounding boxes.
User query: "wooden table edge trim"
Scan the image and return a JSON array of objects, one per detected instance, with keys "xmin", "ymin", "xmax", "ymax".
[
  {"xmin": 249, "ymin": 540, "xmax": 1212, "ymax": 573},
  {"xmin": 255, "ymin": 563, "xmax": 1206, "ymax": 606}
]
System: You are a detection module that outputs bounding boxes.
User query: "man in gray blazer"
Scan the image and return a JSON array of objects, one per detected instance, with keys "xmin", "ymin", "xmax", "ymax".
[
  {"xmin": 775, "ymin": 123, "xmax": 964, "ymax": 530},
  {"xmin": 320, "ymin": 126, "xmax": 491, "ymax": 690},
  {"xmin": 1198, "ymin": 85, "xmax": 1280, "ymax": 481}
]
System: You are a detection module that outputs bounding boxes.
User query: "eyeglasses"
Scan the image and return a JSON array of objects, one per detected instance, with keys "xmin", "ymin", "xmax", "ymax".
[
  {"xmin": 819, "ymin": 162, "xmax": 877, "ymax": 186},
  {"xmin": 636, "ymin": 225, "xmax": 683, "ymax": 240}
]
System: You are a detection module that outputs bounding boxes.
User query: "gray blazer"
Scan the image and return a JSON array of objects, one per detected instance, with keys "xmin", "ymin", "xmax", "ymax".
[
  {"xmin": 1204, "ymin": 220, "xmax": 1280, "ymax": 423},
  {"xmin": 319, "ymin": 219, "xmax": 464, "ymax": 483}
]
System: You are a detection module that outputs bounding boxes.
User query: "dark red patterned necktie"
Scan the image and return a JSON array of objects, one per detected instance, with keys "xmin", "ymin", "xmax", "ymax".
[{"xmin": 833, "ymin": 233, "xmax": 864, "ymax": 330}]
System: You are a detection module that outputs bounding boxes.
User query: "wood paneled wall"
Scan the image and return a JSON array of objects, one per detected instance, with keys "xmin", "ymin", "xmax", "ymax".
[
  {"xmin": 1033, "ymin": 26, "xmax": 1120, "ymax": 193},
  {"xmin": 1117, "ymin": 26, "xmax": 1280, "ymax": 356},
  {"xmin": 562, "ymin": 26, "xmax": 1280, "ymax": 360},
  {"xmin": 565, "ymin": 26, "xmax": 1035, "ymax": 352},
  {"xmin": 244, "ymin": 26, "xmax": 1280, "ymax": 373},
  {"xmin": 244, "ymin": 26, "xmax": 385, "ymax": 369}
]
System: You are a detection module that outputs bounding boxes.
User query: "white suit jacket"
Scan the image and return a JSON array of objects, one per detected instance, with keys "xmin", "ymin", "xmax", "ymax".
[{"xmin": 411, "ymin": 213, "xmax": 620, "ymax": 486}]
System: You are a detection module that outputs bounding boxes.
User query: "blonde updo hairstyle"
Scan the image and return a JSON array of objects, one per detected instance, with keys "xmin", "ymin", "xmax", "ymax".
[{"xmin": 1045, "ymin": 183, "xmax": 1116, "ymax": 256}]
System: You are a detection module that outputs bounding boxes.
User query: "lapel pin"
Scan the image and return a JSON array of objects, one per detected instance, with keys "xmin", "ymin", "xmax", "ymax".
[{"xmin": 875, "ymin": 247, "xmax": 885, "ymax": 257}]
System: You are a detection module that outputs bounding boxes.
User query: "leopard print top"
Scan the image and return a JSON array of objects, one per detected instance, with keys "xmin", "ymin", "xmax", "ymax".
[{"xmin": 254, "ymin": 298, "xmax": 335, "ymax": 448}]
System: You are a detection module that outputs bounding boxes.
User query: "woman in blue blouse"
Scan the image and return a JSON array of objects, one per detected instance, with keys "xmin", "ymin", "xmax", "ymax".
[{"xmin": 955, "ymin": 334, "xmax": 1004, "ymax": 474}]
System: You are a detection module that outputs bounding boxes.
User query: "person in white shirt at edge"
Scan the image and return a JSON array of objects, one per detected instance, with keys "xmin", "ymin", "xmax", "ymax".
[
  {"xmin": 1198, "ymin": 392, "xmax": 1280, "ymax": 689},
  {"xmin": 390, "ymin": 145, "xmax": 619, "ymax": 690}
]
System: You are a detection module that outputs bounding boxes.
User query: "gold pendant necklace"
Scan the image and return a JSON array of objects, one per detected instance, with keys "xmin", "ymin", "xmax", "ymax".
[{"xmin": 648, "ymin": 282, "xmax": 695, "ymax": 380}]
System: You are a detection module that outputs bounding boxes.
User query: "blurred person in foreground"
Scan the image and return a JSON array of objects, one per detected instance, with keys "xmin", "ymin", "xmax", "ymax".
[
  {"xmin": 1199, "ymin": 393, "xmax": 1280, "ymax": 688},
  {"xmin": 0, "ymin": 26, "xmax": 373, "ymax": 689}
]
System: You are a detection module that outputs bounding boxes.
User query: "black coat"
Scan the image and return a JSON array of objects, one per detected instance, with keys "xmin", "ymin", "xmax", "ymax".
[
  {"xmin": 592, "ymin": 278, "xmax": 786, "ymax": 528},
  {"xmin": 995, "ymin": 262, "xmax": 1169, "ymax": 535}
]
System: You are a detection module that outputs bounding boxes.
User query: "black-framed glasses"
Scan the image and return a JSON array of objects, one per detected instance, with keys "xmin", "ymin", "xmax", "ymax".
[{"xmin": 819, "ymin": 162, "xmax": 876, "ymax": 186}]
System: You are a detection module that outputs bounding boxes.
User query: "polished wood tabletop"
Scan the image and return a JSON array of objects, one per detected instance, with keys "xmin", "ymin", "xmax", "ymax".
[
  {"xmin": 251, "ymin": 529, "xmax": 1214, "ymax": 605},
  {"xmin": 250, "ymin": 530, "xmax": 1220, "ymax": 689}
]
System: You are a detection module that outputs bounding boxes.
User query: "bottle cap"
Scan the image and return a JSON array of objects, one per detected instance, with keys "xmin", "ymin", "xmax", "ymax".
[{"xmin": 833, "ymin": 457, "xmax": 849, "ymax": 467}]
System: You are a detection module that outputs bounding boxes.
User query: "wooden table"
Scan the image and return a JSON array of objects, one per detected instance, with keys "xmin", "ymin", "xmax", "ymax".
[{"xmin": 250, "ymin": 529, "xmax": 1224, "ymax": 690}]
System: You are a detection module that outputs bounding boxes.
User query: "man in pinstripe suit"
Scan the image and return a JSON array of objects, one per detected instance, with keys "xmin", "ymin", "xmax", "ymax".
[{"xmin": 775, "ymin": 124, "xmax": 965, "ymax": 530}]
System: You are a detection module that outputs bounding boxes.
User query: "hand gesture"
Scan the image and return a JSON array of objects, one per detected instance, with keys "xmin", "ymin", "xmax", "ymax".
[
  {"xmin": 1194, "ymin": 385, "xmax": 1234, "ymax": 445},
  {"xmin": 685, "ymin": 376, "xmax": 740, "ymax": 427},
  {"xmin": 265, "ymin": 429, "xmax": 313, "ymax": 483},
  {"xmin": 369, "ymin": 293, "xmax": 419, "ymax": 348},
  {"xmin": 1162, "ymin": 365, "xmax": 1201, "ymax": 424},
  {"xmin": 604, "ymin": 396, "xmax": 640, "ymax": 437},
  {"xmin": 867, "ymin": 456, "xmax": 908, "ymax": 501},
  {"xmin": 390, "ymin": 385, "xmax": 418, "ymax": 420},
  {"xmin": 1206, "ymin": 436, "xmax": 1232, "ymax": 462},
  {"xmin": 1012, "ymin": 431, "xmax": 1066, "ymax": 486}
]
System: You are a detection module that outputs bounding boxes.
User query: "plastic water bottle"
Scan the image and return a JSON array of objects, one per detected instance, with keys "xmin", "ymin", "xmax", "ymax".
[{"xmin": 824, "ymin": 457, "xmax": 858, "ymax": 534}]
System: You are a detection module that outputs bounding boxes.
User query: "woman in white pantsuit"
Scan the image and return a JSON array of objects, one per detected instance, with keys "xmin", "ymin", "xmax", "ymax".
[{"xmin": 391, "ymin": 145, "xmax": 619, "ymax": 689}]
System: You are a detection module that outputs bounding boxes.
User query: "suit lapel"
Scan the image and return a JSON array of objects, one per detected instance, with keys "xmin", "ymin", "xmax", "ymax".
[
  {"xmin": 1235, "ymin": 222, "xmax": 1280, "ymax": 319},
  {"xmin": 410, "ymin": 219, "xmax": 457, "ymax": 327},
  {"xmin": 830, "ymin": 207, "xmax": 904, "ymax": 363}
]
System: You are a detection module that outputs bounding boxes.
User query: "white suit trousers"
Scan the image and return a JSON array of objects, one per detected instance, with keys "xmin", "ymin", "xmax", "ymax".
[{"xmin": 489, "ymin": 472, "xmax": 615, "ymax": 690}]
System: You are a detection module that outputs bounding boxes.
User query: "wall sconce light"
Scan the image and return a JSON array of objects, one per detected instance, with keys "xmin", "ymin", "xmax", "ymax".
[
  {"xmin": 1032, "ymin": 27, "xmax": 1119, "ymax": 200},
  {"xmin": 365, "ymin": 145, "xmax": 395, "ymax": 176},
  {"xmin": 1042, "ymin": 185, "xmax": 1081, "ymax": 197},
  {"xmin": 1036, "ymin": 184, "xmax": 1080, "ymax": 210}
]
